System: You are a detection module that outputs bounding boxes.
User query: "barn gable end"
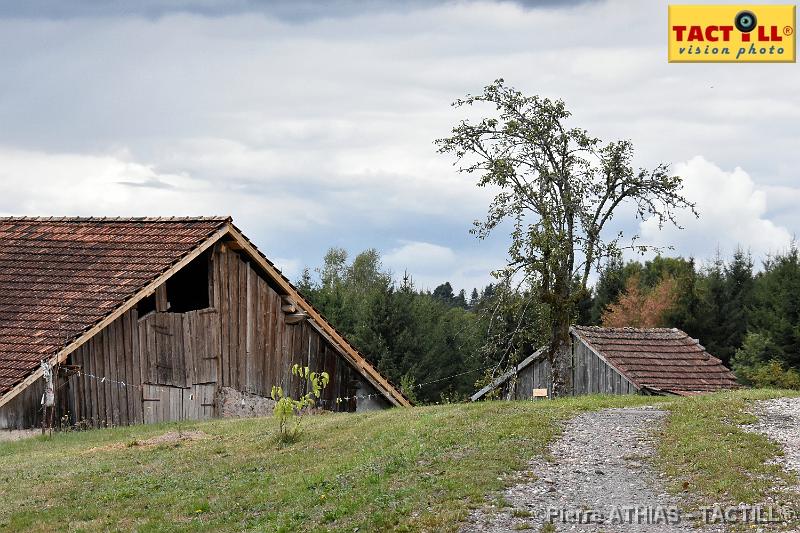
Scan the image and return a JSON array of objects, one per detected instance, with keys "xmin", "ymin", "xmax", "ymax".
[{"xmin": 0, "ymin": 217, "xmax": 408, "ymax": 429}]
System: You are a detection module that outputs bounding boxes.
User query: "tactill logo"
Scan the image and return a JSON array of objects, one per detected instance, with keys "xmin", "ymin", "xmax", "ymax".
[{"xmin": 668, "ymin": 5, "xmax": 796, "ymax": 63}]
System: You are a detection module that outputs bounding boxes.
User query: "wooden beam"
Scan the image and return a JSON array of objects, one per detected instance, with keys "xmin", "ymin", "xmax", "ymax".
[
  {"xmin": 470, "ymin": 346, "xmax": 547, "ymax": 402},
  {"xmin": 284, "ymin": 312, "xmax": 308, "ymax": 325},
  {"xmin": 224, "ymin": 224, "xmax": 411, "ymax": 407},
  {"xmin": 0, "ymin": 226, "xmax": 231, "ymax": 410},
  {"xmin": 155, "ymin": 285, "xmax": 169, "ymax": 312}
]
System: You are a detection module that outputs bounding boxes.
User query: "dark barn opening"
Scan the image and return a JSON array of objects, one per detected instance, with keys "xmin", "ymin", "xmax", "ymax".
[
  {"xmin": 137, "ymin": 293, "xmax": 156, "ymax": 317},
  {"xmin": 166, "ymin": 251, "xmax": 211, "ymax": 312}
]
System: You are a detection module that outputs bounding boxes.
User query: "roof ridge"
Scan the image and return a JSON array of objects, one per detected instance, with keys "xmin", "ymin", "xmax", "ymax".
[
  {"xmin": 573, "ymin": 325, "xmax": 682, "ymax": 333},
  {"xmin": 0, "ymin": 216, "xmax": 232, "ymax": 223}
]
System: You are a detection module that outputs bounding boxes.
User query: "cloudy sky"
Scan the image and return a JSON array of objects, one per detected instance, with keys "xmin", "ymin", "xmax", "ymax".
[{"xmin": 0, "ymin": 0, "xmax": 797, "ymax": 291}]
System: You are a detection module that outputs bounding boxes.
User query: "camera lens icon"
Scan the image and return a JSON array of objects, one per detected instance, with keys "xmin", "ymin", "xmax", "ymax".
[{"xmin": 734, "ymin": 10, "xmax": 757, "ymax": 33}]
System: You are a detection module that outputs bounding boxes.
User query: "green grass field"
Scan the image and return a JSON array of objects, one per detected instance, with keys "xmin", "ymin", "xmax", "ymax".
[
  {"xmin": 0, "ymin": 390, "xmax": 795, "ymax": 532},
  {"xmin": 656, "ymin": 389, "xmax": 800, "ymax": 508}
]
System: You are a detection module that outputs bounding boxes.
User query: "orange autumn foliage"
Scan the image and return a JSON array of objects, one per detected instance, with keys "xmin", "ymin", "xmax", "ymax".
[{"xmin": 601, "ymin": 274, "xmax": 678, "ymax": 328}]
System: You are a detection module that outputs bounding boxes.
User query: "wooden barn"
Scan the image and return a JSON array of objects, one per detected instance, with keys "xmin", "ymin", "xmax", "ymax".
[
  {"xmin": 471, "ymin": 326, "xmax": 738, "ymax": 401},
  {"xmin": 0, "ymin": 217, "xmax": 410, "ymax": 430}
]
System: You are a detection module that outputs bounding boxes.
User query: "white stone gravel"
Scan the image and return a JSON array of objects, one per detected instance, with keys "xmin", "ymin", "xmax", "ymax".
[{"xmin": 747, "ymin": 397, "xmax": 800, "ymax": 480}]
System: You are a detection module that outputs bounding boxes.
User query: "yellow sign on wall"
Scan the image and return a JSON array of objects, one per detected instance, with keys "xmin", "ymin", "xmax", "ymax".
[{"xmin": 668, "ymin": 4, "xmax": 796, "ymax": 62}]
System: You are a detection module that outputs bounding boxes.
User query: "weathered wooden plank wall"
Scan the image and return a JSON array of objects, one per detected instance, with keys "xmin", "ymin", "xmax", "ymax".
[
  {"xmin": 0, "ymin": 377, "xmax": 46, "ymax": 429},
  {"xmin": 501, "ymin": 357, "xmax": 552, "ymax": 400},
  {"xmin": 213, "ymin": 243, "xmax": 371, "ymax": 410},
  {"xmin": 572, "ymin": 338, "xmax": 636, "ymax": 395},
  {"xmin": 498, "ymin": 333, "xmax": 637, "ymax": 400}
]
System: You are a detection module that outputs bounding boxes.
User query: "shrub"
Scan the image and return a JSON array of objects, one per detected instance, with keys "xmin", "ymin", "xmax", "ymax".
[
  {"xmin": 399, "ymin": 373, "xmax": 419, "ymax": 405},
  {"xmin": 271, "ymin": 364, "xmax": 330, "ymax": 443},
  {"xmin": 732, "ymin": 333, "xmax": 800, "ymax": 389},
  {"xmin": 739, "ymin": 360, "xmax": 800, "ymax": 389}
]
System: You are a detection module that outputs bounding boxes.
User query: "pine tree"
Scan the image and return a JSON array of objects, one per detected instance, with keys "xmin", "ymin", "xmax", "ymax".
[
  {"xmin": 750, "ymin": 246, "xmax": 800, "ymax": 367},
  {"xmin": 299, "ymin": 247, "xmax": 487, "ymax": 403},
  {"xmin": 432, "ymin": 282, "xmax": 455, "ymax": 305},
  {"xmin": 697, "ymin": 253, "xmax": 726, "ymax": 360},
  {"xmin": 469, "ymin": 288, "xmax": 480, "ymax": 309},
  {"xmin": 454, "ymin": 289, "xmax": 468, "ymax": 309},
  {"xmin": 719, "ymin": 248, "xmax": 754, "ymax": 362}
]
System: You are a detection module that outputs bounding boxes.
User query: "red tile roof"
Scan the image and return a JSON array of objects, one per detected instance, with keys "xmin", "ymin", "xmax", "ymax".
[
  {"xmin": 0, "ymin": 217, "xmax": 230, "ymax": 395},
  {"xmin": 571, "ymin": 326, "xmax": 738, "ymax": 393}
]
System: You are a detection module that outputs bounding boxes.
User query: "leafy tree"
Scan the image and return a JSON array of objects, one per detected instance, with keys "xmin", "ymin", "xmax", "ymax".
[
  {"xmin": 432, "ymin": 282, "xmax": 455, "ymax": 305},
  {"xmin": 731, "ymin": 332, "xmax": 800, "ymax": 389},
  {"xmin": 399, "ymin": 373, "xmax": 419, "ymax": 405},
  {"xmin": 436, "ymin": 79, "xmax": 695, "ymax": 395},
  {"xmin": 601, "ymin": 274, "xmax": 677, "ymax": 327},
  {"xmin": 298, "ymin": 248, "xmax": 485, "ymax": 403},
  {"xmin": 633, "ymin": 256, "xmax": 703, "ymax": 335},
  {"xmin": 730, "ymin": 332, "xmax": 770, "ymax": 375},
  {"xmin": 474, "ymin": 278, "xmax": 548, "ymax": 388},
  {"xmin": 738, "ymin": 360, "xmax": 800, "ymax": 389}
]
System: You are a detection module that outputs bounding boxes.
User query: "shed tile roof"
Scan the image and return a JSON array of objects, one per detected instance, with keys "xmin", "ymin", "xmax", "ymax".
[
  {"xmin": 571, "ymin": 326, "xmax": 738, "ymax": 393},
  {"xmin": 0, "ymin": 217, "xmax": 230, "ymax": 395}
]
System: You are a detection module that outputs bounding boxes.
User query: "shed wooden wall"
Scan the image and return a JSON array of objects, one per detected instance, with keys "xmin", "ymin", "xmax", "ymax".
[
  {"xmin": 572, "ymin": 336, "xmax": 637, "ymax": 395},
  {"xmin": 498, "ymin": 357, "xmax": 552, "ymax": 400},
  {"xmin": 1, "ymin": 240, "xmax": 388, "ymax": 429},
  {"xmin": 495, "ymin": 334, "xmax": 637, "ymax": 400}
]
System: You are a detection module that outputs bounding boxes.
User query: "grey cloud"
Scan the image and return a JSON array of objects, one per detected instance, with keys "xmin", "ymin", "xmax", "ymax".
[
  {"xmin": 0, "ymin": 0, "xmax": 796, "ymax": 291},
  {"xmin": 117, "ymin": 177, "xmax": 177, "ymax": 190},
  {"xmin": 0, "ymin": 0, "xmax": 592, "ymax": 22}
]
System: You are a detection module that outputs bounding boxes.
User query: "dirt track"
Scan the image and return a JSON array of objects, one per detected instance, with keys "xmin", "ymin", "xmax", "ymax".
[
  {"xmin": 0, "ymin": 429, "xmax": 38, "ymax": 442},
  {"xmin": 461, "ymin": 407, "xmax": 722, "ymax": 532},
  {"xmin": 748, "ymin": 397, "xmax": 800, "ymax": 481}
]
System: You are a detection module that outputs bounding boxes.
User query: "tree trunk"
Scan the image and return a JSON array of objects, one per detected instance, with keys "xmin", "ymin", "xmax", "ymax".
[{"xmin": 548, "ymin": 310, "xmax": 572, "ymax": 398}]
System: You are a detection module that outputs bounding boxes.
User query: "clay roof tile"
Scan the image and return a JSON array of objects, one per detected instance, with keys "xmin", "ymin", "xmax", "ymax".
[{"xmin": 572, "ymin": 325, "xmax": 738, "ymax": 393}]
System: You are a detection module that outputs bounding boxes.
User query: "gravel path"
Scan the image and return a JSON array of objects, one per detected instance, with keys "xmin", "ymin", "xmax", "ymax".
[
  {"xmin": 747, "ymin": 397, "xmax": 800, "ymax": 481},
  {"xmin": 461, "ymin": 407, "xmax": 717, "ymax": 532}
]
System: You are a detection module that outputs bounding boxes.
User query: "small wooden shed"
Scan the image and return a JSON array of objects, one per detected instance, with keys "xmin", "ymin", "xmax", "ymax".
[
  {"xmin": 471, "ymin": 326, "xmax": 738, "ymax": 401},
  {"xmin": 0, "ymin": 217, "xmax": 410, "ymax": 430}
]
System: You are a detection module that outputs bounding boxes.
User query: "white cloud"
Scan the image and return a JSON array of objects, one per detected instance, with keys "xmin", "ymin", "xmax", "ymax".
[
  {"xmin": 271, "ymin": 257, "xmax": 302, "ymax": 280},
  {"xmin": 0, "ymin": 147, "xmax": 330, "ymax": 232},
  {"xmin": 639, "ymin": 156, "xmax": 793, "ymax": 260},
  {"xmin": 382, "ymin": 240, "xmax": 500, "ymax": 292},
  {"xmin": 383, "ymin": 240, "xmax": 457, "ymax": 272}
]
